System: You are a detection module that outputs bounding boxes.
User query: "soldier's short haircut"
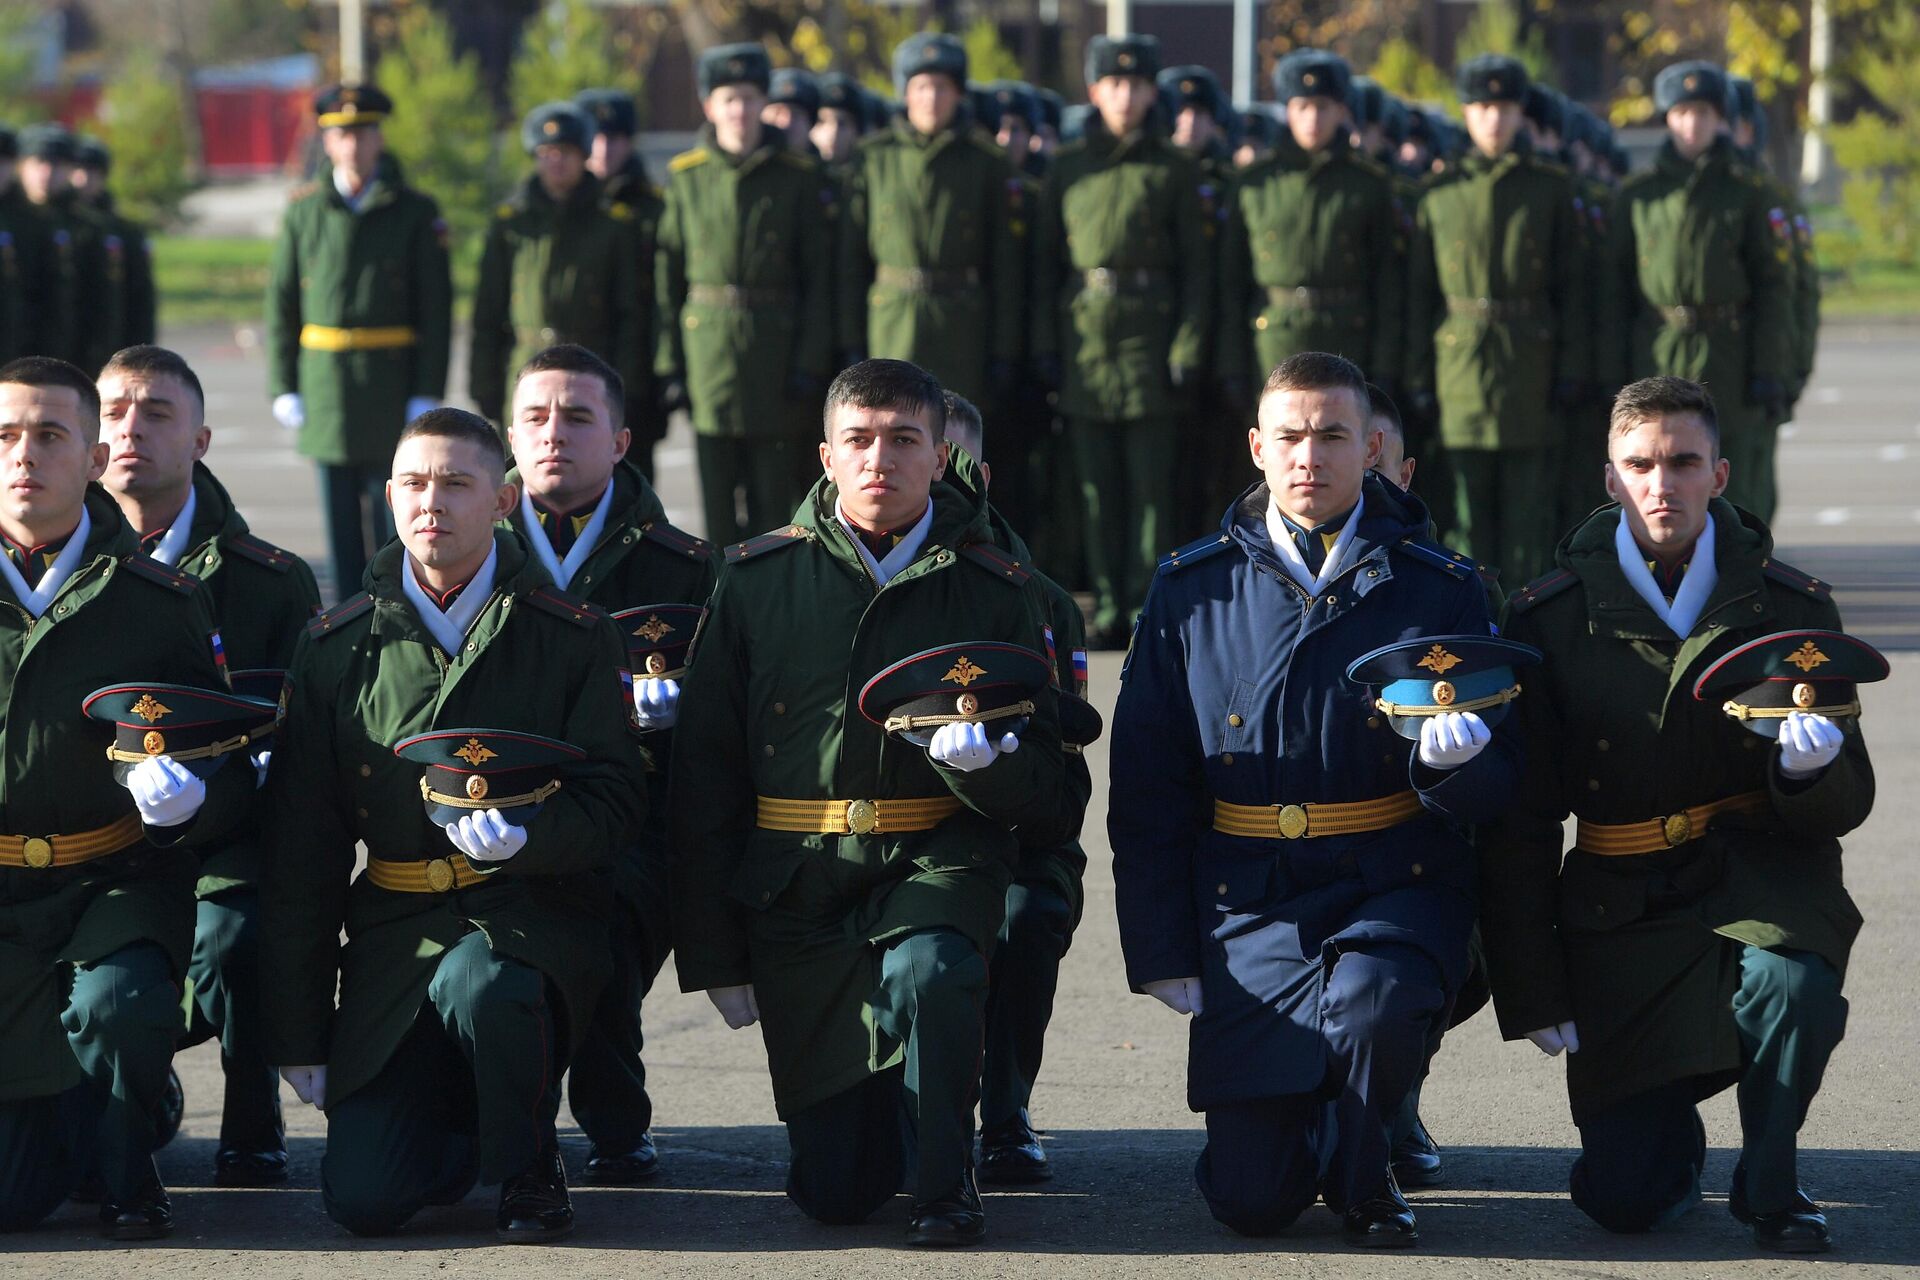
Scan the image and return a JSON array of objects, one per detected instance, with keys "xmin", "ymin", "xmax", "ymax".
[
  {"xmin": 941, "ymin": 389, "xmax": 984, "ymax": 460},
  {"xmin": 823, "ymin": 358, "xmax": 945, "ymax": 440},
  {"xmin": 99, "ymin": 345, "xmax": 206, "ymax": 421},
  {"xmin": 1609, "ymin": 375, "xmax": 1719, "ymax": 448},
  {"xmin": 1364, "ymin": 381, "xmax": 1404, "ymax": 447},
  {"xmin": 1261, "ymin": 352, "xmax": 1372, "ymax": 415},
  {"xmin": 396, "ymin": 407, "xmax": 508, "ymax": 480},
  {"xmin": 515, "ymin": 344, "xmax": 625, "ymax": 428},
  {"xmin": 0, "ymin": 356, "xmax": 102, "ymax": 437}
]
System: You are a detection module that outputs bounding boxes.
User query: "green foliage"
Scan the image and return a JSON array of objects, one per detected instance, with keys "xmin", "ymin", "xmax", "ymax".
[
  {"xmin": 149, "ymin": 234, "xmax": 273, "ymax": 324},
  {"xmin": 1826, "ymin": 4, "xmax": 1920, "ymax": 268},
  {"xmin": 1370, "ymin": 36, "xmax": 1454, "ymax": 108},
  {"xmin": 93, "ymin": 54, "xmax": 195, "ymax": 226},
  {"xmin": 962, "ymin": 19, "xmax": 1023, "ymax": 86},
  {"xmin": 1454, "ymin": 0, "xmax": 1551, "ymax": 85},
  {"xmin": 0, "ymin": 7, "xmax": 48, "ymax": 127},
  {"xmin": 508, "ymin": 0, "xmax": 647, "ymax": 125},
  {"xmin": 377, "ymin": 4, "xmax": 498, "ymax": 273}
]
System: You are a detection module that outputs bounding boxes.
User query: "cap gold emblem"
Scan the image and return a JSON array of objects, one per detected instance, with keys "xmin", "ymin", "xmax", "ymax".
[
  {"xmin": 1432, "ymin": 681, "xmax": 1457, "ymax": 707},
  {"xmin": 1416, "ymin": 644, "xmax": 1462, "ymax": 675},
  {"xmin": 131, "ymin": 694, "xmax": 172, "ymax": 723},
  {"xmin": 1303, "ymin": 72, "xmax": 1318, "ymax": 88},
  {"xmin": 1684, "ymin": 75, "xmax": 1699, "ymax": 91},
  {"xmin": 1489, "ymin": 77, "xmax": 1504, "ymax": 93},
  {"xmin": 645, "ymin": 653, "xmax": 668, "ymax": 675},
  {"xmin": 727, "ymin": 58, "xmax": 745, "ymax": 76},
  {"xmin": 1792, "ymin": 682, "xmax": 1817, "ymax": 709},
  {"xmin": 633, "ymin": 615, "xmax": 674, "ymax": 643},
  {"xmin": 466, "ymin": 775, "xmax": 489, "ymax": 801},
  {"xmin": 22, "ymin": 837, "xmax": 53, "ymax": 869},
  {"xmin": 1181, "ymin": 79, "xmax": 1195, "ymax": 94},
  {"xmin": 942, "ymin": 657, "xmax": 987, "ymax": 687},
  {"xmin": 1118, "ymin": 52, "xmax": 1135, "ymax": 69},
  {"xmin": 1785, "ymin": 641, "xmax": 1830, "ymax": 672},
  {"xmin": 142, "ymin": 730, "xmax": 167, "ymax": 755},
  {"xmin": 454, "ymin": 738, "xmax": 498, "ymax": 767},
  {"xmin": 956, "ymin": 692, "xmax": 980, "ymax": 717},
  {"xmin": 923, "ymin": 45, "xmax": 938, "ymax": 61},
  {"xmin": 426, "ymin": 858, "xmax": 456, "ymax": 892},
  {"xmin": 544, "ymin": 119, "xmax": 560, "ymax": 136}
]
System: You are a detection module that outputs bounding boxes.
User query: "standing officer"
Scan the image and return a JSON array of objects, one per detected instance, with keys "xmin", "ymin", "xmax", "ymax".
[
  {"xmin": 812, "ymin": 74, "xmax": 871, "ymax": 171},
  {"xmin": 15, "ymin": 124, "xmax": 106, "ymax": 372},
  {"xmin": 839, "ymin": 34, "xmax": 1024, "ymax": 409},
  {"xmin": 1730, "ymin": 75, "xmax": 1818, "ymax": 458},
  {"xmin": 470, "ymin": 102, "xmax": 639, "ymax": 431},
  {"xmin": 577, "ymin": 89, "xmax": 670, "ymax": 482},
  {"xmin": 69, "ymin": 138, "xmax": 156, "ymax": 357},
  {"xmin": 1599, "ymin": 63, "xmax": 1791, "ymax": 523},
  {"xmin": 260, "ymin": 409, "xmax": 643, "ymax": 1243},
  {"xmin": 503, "ymin": 343, "xmax": 718, "ymax": 1184},
  {"xmin": 765, "ymin": 68, "xmax": 822, "ymax": 157},
  {"xmin": 1111, "ymin": 353, "xmax": 1518, "ymax": 1246},
  {"xmin": 267, "ymin": 84, "xmax": 452, "ymax": 598},
  {"xmin": 1407, "ymin": 55, "xmax": 1586, "ymax": 584},
  {"xmin": 0, "ymin": 356, "xmax": 253, "ymax": 1239},
  {"xmin": 1481, "ymin": 376, "xmax": 1871, "ymax": 1253},
  {"xmin": 0, "ymin": 124, "xmax": 55, "ymax": 366},
  {"xmin": 1034, "ymin": 34, "xmax": 1211, "ymax": 646},
  {"xmin": 1218, "ymin": 51, "xmax": 1404, "ymax": 426},
  {"xmin": 655, "ymin": 44, "xmax": 834, "ymax": 547},
  {"xmin": 672, "ymin": 359, "xmax": 1070, "ymax": 1247},
  {"xmin": 97, "ymin": 345, "xmax": 321, "ymax": 1188}
]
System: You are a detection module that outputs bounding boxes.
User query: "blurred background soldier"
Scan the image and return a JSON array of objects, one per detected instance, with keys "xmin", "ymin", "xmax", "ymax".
[{"xmin": 70, "ymin": 138, "xmax": 157, "ymax": 358}]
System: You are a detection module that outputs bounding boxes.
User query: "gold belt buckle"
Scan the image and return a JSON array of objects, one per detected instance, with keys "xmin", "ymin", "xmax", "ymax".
[
  {"xmin": 1662, "ymin": 811, "xmax": 1693, "ymax": 847},
  {"xmin": 22, "ymin": 836, "xmax": 54, "ymax": 869},
  {"xmin": 425, "ymin": 858, "xmax": 457, "ymax": 892},
  {"xmin": 846, "ymin": 799, "xmax": 879, "ymax": 836},
  {"xmin": 1275, "ymin": 805, "xmax": 1309, "ymax": 840}
]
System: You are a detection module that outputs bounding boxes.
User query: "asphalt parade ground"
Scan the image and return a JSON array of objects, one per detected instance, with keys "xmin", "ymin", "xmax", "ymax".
[{"xmin": 5, "ymin": 323, "xmax": 1916, "ymax": 1277}]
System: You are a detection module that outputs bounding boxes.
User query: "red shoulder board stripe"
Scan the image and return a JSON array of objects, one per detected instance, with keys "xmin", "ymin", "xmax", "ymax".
[
  {"xmin": 957, "ymin": 541, "xmax": 1032, "ymax": 584},
  {"xmin": 642, "ymin": 521, "xmax": 716, "ymax": 561},
  {"xmin": 525, "ymin": 585, "xmax": 602, "ymax": 627},
  {"xmin": 1509, "ymin": 568, "xmax": 1577, "ymax": 613},
  {"xmin": 122, "ymin": 555, "xmax": 198, "ymax": 594},
  {"xmin": 307, "ymin": 592, "xmax": 373, "ymax": 636},
  {"xmin": 226, "ymin": 533, "xmax": 299, "ymax": 574},
  {"xmin": 725, "ymin": 525, "xmax": 809, "ymax": 564},
  {"xmin": 1760, "ymin": 558, "xmax": 1831, "ymax": 599}
]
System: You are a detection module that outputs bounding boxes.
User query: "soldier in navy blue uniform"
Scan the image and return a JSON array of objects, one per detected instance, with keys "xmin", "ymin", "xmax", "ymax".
[{"xmin": 1110, "ymin": 352, "xmax": 1520, "ymax": 1247}]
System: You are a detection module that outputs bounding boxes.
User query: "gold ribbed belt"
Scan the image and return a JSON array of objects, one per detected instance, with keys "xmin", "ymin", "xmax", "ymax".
[
  {"xmin": 756, "ymin": 796, "xmax": 963, "ymax": 836},
  {"xmin": 1657, "ymin": 302, "xmax": 1742, "ymax": 333},
  {"xmin": 875, "ymin": 264, "xmax": 982, "ymax": 293},
  {"xmin": 686, "ymin": 284, "xmax": 794, "ymax": 308},
  {"xmin": 299, "ymin": 323, "xmax": 418, "ymax": 352},
  {"xmin": 365, "ymin": 854, "xmax": 488, "ymax": 893},
  {"xmin": 1212, "ymin": 790, "xmax": 1423, "ymax": 840},
  {"xmin": 1445, "ymin": 295, "xmax": 1543, "ymax": 321},
  {"xmin": 0, "ymin": 813, "xmax": 145, "ymax": 869},
  {"xmin": 1575, "ymin": 791, "xmax": 1767, "ymax": 856},
  {"xmin": 1266, "ymin": 284, "xmax": 1364, "ymax": 310}
]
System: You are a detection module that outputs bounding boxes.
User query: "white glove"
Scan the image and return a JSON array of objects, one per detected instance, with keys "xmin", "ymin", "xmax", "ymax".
[
  {"xmin": 271, "ymin": 392, "xmax": 305, "ymax": 431},
  {"xmin": 443, "ymin": 808, "xmax": 527, "ymax": 863},
  {"xmin": 251, "ymin": 749, "xmax": 272, "ymax": 790},
  {"xmin": 1417, "ymin": 711, "xmax": 1491, "ymax": 770},
  {"xmin": 1142, "ymin": 976, "xmax": 1204, "ymax": 1016},
  {"xmin": 927, "ymin": 721, "xmax": 1020, "ymax": 773},
  {"xmin": 404, "ymin": 396, "xmax": 439, "ymax": 423},
  {"xmin": 1777, "ymin": 711, "xmax": 1842, "ymax": 780},
  {"xmin": 707, "ymin": 984, "xmax": 760, "ymax": 1029},
  {"xmin": 634, "ymin": 677, "xmax": 681, "ymax": 730},
  {"xmin": 281, "ymin": 1065, "xmax": 327, "ymax": 1110},
  {"xmin": 1525, "ymin": 1021, "xmax": 1581, "ymax": 1056},
  {"xmin": 126, "ymin": 756, "xmax": 207, "ymax": 827}
]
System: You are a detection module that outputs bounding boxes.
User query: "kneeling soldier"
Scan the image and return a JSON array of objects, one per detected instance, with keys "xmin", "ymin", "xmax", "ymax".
[
  {"xmin": 0, "ymin": 357, "xmax": 253, "ymax": 1239},
  {"xmin": 260, "ymin": 409, "xmax": 643, "ymax": 1243},
  {"xmin": 672, "ymin": 359, "xmax": 1071, "ymax": 1246},
  {"xmin": 1481, "ymin": 376, "xmax": 1876, "ymax": 1253}
]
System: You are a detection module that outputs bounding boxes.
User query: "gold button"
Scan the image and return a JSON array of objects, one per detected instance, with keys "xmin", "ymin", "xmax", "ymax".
[
  {"xmin": 773, "ymin": 702, "xmax": 786, "ymax": 715},
  {"xmin": 1255, "ymin": 316, "xmax": 1268, "ymax": 331},
  {"xmin": 1222, "ymin": 752, "xmax": 1234, "ymax": 765},
  {"xmin": 1596, "ymin": 739, "xmax": 1609, "ymax": 751},
  {"xmin": 359, "ymin": 764, "xmax": 372, "ymax": 777},
  {"xmin": 761, "ymin": 891, "xmax": 771, "ymax": 903},
  {"xmin": 1216, "ymin": 882, "xmax": 1229, "ymax": 896},
  {"xmin": 1228, "ymin": 714, "xmax": 1243, "ymax": 728},
  {"xmin": 1411, "ymin": 862, "xmax": 1423, "ymax": 876},
  {"xmin": 1587, "ymin": 779, "xmax": 1601, "ymax": 791},
  {"xmin": 357, "ymin": 808, "xmax": 368, "ymax": 819},
  {"xmin": 1367, "ymin": 716, "xmax": 1382, "ymax": 729},
  {"xmin": 763, "ymin": 745, "xmax": 775, "ymax": 757},
  {"xmin": 22, "ymin": 837, "xmax": 53, "ymax": 868}
]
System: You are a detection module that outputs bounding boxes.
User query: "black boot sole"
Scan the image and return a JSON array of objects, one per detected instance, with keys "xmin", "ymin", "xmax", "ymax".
[{"xmin": 496, "ymin": 1219, "xmax": 575, "ymax": 1245}]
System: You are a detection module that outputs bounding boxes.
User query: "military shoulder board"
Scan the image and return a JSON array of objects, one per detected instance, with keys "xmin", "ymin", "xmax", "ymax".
[
  {"xmin": 1159, "ymin": 532, "xmax": 1235, "ymax": 574},
  {"xmin": 957, "ymin": 540, "xmax": 1032, "ymax": 585},
  {"xmin": 307, "ymin": 591, "xmax": 374, "ymax": 637},
  {"xmin": 122, "ymin": 554, "xmax": 198, "ymax": 594},
  {"xmin": 1392, "ymin": 538, "xmax": 1474, "ymax": 580},
  {"xmin": 725, "ymin": 525, "xmax": 810, "ymax": 564},
  {"xmin": 1507, "ymin": 568, "xmax": 1578, "ymax": 614},
  {"xmin": 641, "ymin": 521, "xmax": 716, "ymax": 561},
  {"xmin": 226, "ymin": 532, "xmax": 299, "ymax": 574},
  {"xmin": 525, "ymin": 585, "xmax": 602, "ymax": 627},
  {"xmin": 1760, "ymin": 558, "xmax": 1831, "ymax": 600},
  {"xmin": 669, "ymin": 148, "xmax": 710, "ymax": 174}
]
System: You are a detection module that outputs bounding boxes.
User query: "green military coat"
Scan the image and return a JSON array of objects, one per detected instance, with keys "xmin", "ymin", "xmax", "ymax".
[
  {"xmin": 1597, "ymin": 138, "xmax": 1792, "ymax": 436},
  {"xmin": 1740, "ymin": 153, "xmax": 1819, "ymax": 410},
  {"xmin": 1406, "ymin": 140, "xmax": 1587, "ymax": 449},
  {"xmin": 0, "ymin": 187, "xmax": 53, "ymax": 365},
  {"xmin": 671, "ymin": 475, "xmax": 1071, "ymax": 1117},
  {"xmin": 601, "ymin": 156, "xmax": 669, "ymax": 445},
  {"xmin": 653, "ymin": 128, "xmax": 835, "ymax": 440},
  {"xmin": 1033, "ymin": 126, "xmax": 1213, "ymax": 422},
  {"xmin": 1480, "ymin": 501, "xmax": 1870, "ymax": 1120},
  {"xmin": 266, "ymin": 164, "xmax": 454, "ymax": 466},
  {"xmin": 26, "ymin": 191, "xmax": 109, "ymax": 372},
  {"xmin": 1217, "ymin": 137, "xmax": 1406, "ymax": 391},
  {"xmin": 837, "ymin": 118, "xmax": 1026, "ymax": 403},
  {"xmin": 470, "ymin": 171, "xmax": 641, "ymax": 424},
  {"xmin": 83, "ymin": 194, "xmax": 157, "ymax": 359},
  {"xmin": 0, "ymin": 486, "xmax": 252, "ymax": 1100},
  {"xmin": 158, "ymin": 464, "xmax": 321, "ymax": 894},
  {"xmin": 258, "ymin": 532, "xmax": 645, "ymax": 1106}
]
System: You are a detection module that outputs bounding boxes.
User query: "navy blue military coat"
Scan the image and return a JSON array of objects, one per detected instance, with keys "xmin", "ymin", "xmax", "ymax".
[{"xmin": 1110, "ymin": 474, "xmax": 1517, "ymax": 1110}]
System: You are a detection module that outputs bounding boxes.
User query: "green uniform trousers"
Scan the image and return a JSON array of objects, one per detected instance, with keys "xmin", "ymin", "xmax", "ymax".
[
  {"xmin": 1568, "ymin": 945, "xmax": 1846, "ymax": 1232},
  {"xmin": 0, "ymin": 941, "xmax": 179, "ymax": 1227},
  {"xmin": 1445, "ymin": 447, "xmax": 1558, "ymax": 587},
  {"xmin": 180, "ymin": 889, "xmax": 284, "ymax": 1157},
  {"xmin": 1721, "ymin": 420, "xmax": 1780, "ymax": 526},
  {"xmin": 320, "ymin": 930, "xmax": 560, "ymax": 1236},
  {"xmin": 1067, "ymin": 416, "xmax": 1177, "ymax": 635},
  {"xmin": 695, "ymin": 436, "xmax": 818, "ymax": 547},
  {"xmin": 978, "ymin": 881, "xmax": 1075, "ymax": 1134},
  {"xmin": 784, "ymin": 928, "xmax": 988, "ymax": 1222},
  {"xmin": 566, "ymin": 863, "xmax": 670, "ymax": 1155}
]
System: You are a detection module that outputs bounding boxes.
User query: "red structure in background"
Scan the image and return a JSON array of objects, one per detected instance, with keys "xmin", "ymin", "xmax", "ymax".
[{"xmin": 54, "ymin": 55, "xmax": 318, "ymax": 178}]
